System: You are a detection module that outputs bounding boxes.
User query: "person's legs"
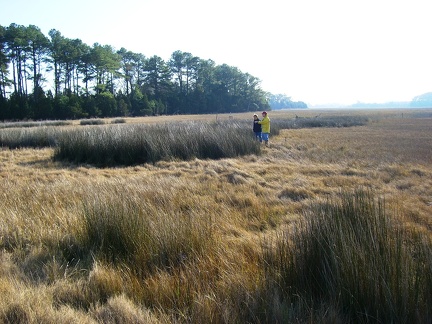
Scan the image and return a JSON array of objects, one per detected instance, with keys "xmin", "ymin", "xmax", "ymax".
[
  {"xmin": 262, "ymin": 133, "xmax": 269, "ymax": 145},
  {"xmin": 255, "ymin": 132, "xmax": 262, "ymax": 142}
]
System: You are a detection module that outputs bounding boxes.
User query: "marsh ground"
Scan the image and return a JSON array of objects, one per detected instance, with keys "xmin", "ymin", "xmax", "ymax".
[{"xmin": 0, "ymin": 108, "xmax": 431, "ymax": 323}]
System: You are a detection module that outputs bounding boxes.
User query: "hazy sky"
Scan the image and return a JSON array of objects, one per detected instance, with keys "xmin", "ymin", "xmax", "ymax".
[{"xmin": 2, "ymin": 0, "xmax": 431, "ymax": 106}]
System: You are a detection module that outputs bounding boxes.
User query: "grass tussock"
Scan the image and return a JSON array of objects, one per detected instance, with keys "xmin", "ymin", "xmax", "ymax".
[
  {"xmin": 53, "ymin": 122, "xmax": 261, "ymax": 166},
  {"xmin": 92, "ymin": 294, "xmax": 164, "ymax": 324},
  {"xmin": 77, "ymin": 187, "xmax": 215, "ymax": 275},
  {"xmin": 0, "ymin": 120, "xmax": 72, "ymax": 129},
  {"xmin": 263, "ymin": 189, "xmax": 432, "ymax": 323},
  {"xmin": 80, "ymin": 119, "xmax": 106, "ymax": 126},
  {"xmin": 0, "ymin": 126, "xmax": 64, "ymax": 148},
  {"xmin": 111, "ymin": 118, "xmax": 127, "ymax": 124}
]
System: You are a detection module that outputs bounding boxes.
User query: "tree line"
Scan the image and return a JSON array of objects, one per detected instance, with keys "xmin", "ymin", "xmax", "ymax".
[
  {"xmin": 0, "ymin": 23, "xmax": 288, "ymax": 121},
  {"xmin": 268, "ymin": 93, "xmax": 307, "ymax": 110}
]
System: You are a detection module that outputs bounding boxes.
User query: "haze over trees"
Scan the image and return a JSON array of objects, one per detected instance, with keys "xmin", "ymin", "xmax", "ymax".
[
  {"xmin": 0, "ymin": 23, "xmax": 306, "ymax": 121},
  {"xmin": 410, "ymin": 92, "xmax": 432, "ymax": 108},
  {"xmin": 267, "ymin": 93, "xmax": 307, "ymax": 109}
]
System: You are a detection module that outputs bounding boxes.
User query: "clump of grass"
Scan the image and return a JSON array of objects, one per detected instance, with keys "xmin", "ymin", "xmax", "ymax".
[
  {"xmin": 111, "ymin": 118, "xmax": 127, "ymax": 124},
  {"xmin": 278, "ymin": 187, "xmax": 312, "ymax": 201},
  {"xmin": 263, "ymin": 189, "xmax": 432, "ymax": 323},
  {"xmin": 0, "ymin": 120, "xmax": 72, "ymax": 129},
  {"xmin": 80, "ymin": 118, "xmax": 106, "ymax": 125},
  {"xmin": 0, "ymin": 126, "xmax": 65, "ymax": 148},
  {"xmin": 74, "ymin": 188, "xmax": 215, "ymax": 276},
  {"xmin": 92, "ymin": 294, "xmax": 163, "ymax": 323},
  {"xmin": 54, "ymin": 122, "xmax": 261, "ymax": 166},
  {"xmin": 271, "ymin": 115, "xmax": 368, "ymax": 134},
  {"xmin": 0, "ymin": 304, "xmax": 30, "ymax": 323}
]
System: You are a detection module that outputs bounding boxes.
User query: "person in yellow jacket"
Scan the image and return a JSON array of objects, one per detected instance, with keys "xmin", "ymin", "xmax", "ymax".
[{"xmin": 258, "ymin": 111, "xmax": 270, "ymax": 146}]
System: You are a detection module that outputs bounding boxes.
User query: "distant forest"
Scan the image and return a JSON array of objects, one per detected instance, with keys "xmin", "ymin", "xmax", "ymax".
[{"xmin": 0, "ymin": 24, "xmax": 306, "ymax": 121}]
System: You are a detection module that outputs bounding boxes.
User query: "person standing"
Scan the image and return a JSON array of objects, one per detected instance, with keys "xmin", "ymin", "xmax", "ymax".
[
  {"xmin": 253, "ymin": 114, "xmax": 262, "ymax": 142},
  {"xmin": 258, "ymin": 111, "xmax": 270, "ymax": 146}
]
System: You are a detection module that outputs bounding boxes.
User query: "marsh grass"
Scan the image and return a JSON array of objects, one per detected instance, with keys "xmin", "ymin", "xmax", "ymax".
[
  {"xmin": 77, "ymin": 187, "xmax": 214, "ymax": 275},
  {"xmin": 111, "ymin": 118, "xmax": 127, "ymax": 124},
  {"xmin": 80, "ymin": 119, "xmax": 106, "ymax": 126},
  {"xmin": 52, "ymin": 115, "xmax": 368, "ymax": 166},
  {"xmin": 0, "ymin": 126, "xmax": 64, "ymax": 148},
  {"xmin": 272, "ymin": 115, "xmax": 369, "ymax": 133},
  {"xmin": 53, "ymin": 122, "xmax": 261, "ymax": 166},
  {"xmin": 1, "ymin": 115, "xmax": 368, "ymax": 162},
  {"xmin": 263, "ymin": 189, "xmax": 432, "ymax": 322},
  {"xmin": 0, "ymin": 109, "xmax": 431, "ymax": 323},
  {"xmin": 0, "ymin": 120, "xmax": 72, "ymax": 129}
]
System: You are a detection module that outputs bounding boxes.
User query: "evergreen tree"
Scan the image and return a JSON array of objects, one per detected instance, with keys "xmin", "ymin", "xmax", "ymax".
[{"xmin": 0, "ymin": 23, "xmax": 290, "ymax": 120}]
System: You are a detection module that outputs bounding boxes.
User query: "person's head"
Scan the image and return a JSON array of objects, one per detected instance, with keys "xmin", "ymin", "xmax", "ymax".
[
  {"xmin": 262, "ymin": 111, "xmax": 267, "ymax": 117},
  {"xmin": 253, "ymin": 113, "xmax": 258, "ymax": 119}
]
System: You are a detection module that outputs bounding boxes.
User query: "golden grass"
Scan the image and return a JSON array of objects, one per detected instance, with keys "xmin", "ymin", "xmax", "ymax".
[{"xmin": 0, "ymin": 108, "xmax": 431, "ymax": 322}]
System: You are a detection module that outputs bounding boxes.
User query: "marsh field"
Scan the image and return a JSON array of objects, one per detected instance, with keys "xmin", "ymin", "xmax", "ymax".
[{"xmin": 0, "ymin": 109, "xmax": 431, "ymax": 323}]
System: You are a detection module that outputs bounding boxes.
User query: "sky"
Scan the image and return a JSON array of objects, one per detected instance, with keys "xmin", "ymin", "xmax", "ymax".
[{"xmin": 1, "ymin": 0, "xmax": 432, "ymax": 106}]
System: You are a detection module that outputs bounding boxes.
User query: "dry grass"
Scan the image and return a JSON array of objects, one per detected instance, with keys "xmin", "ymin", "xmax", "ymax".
[{"xmin": 0, "ymin": 108, "xmax": 431, "ymax": 322}]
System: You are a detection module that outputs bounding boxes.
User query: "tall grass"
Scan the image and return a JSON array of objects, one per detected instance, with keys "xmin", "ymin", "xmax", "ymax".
[
  {"xmin": 263, "ymin": 189, "xmax": 432, "ymax": 322},
  {"xmin": 0, "ymin": 126, "xmax": 65, "ymax": 148},
  {"xmin": 52, "ymin": 116, "xmax": 368, "ymax": 166},
  {"xmin": 271, "ymin": 115, "xmax": 369, "ymax": 134},
  {"xmin": 0, "ymin": 115, "xmax": 368, "ymax": 162},
  {"xmin": 75, "ymin": 188, "xmax": 214, "ymax": 276},
  {"xmin": 80, "ymin": 118, "xmax": 106, "ymax": 125},
  {"xmin": 0, "ymin": 120, "xmax": 72, "ymax": 129},
  {"xmin": 53, "ymin": 122, "xmax": 261, "ymax": 166}
]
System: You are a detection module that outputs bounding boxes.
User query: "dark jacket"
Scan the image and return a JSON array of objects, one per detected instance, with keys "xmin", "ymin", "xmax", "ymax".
[{"xmin": 253, "ymin": 119, "xmax": 262, "ymax": 132}]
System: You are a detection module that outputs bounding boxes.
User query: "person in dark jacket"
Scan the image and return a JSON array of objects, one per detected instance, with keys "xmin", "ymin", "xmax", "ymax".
[{"xmin": 253, "ymin": 113, "xmax": 262, "ymax": 142}]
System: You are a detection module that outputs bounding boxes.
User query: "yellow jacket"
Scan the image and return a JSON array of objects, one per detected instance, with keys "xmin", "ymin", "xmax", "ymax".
[{"xmin": 258, "ymin": 116, "xmax": 270, "ymax": 133}]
